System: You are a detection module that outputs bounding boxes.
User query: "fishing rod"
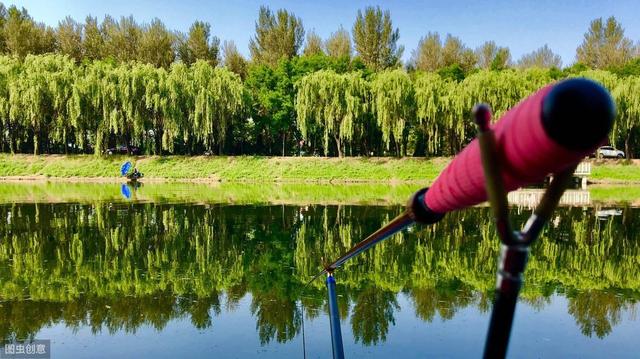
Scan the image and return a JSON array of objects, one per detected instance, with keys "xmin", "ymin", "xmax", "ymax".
[
  {"xmin": 307, "ymin": 78, "xmax": 615, "ymax": 359},
  {"xmin": 306, "ymin": 190, "xmax": 441, "ymax": 284}
]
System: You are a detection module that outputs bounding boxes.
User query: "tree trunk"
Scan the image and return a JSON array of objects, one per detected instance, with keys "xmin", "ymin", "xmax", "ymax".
[
  {"xmin": 9, "ymin": 129, "xmax": 15, "ymax": 154},
  {"xmin": 334, "ymin": 135, "xmax": 343, "ymax": 158},
  {"xmin": 33, "ymin": 132, "xmax": 39, "ymax": 155},
  {"xmin": 282, "ymin": 132, "xmax": 286, "ymax": 156},
  {"xmin": 64, "ymin": 129, "xmax": 68, "ymax": 154},
  {"xmin": 625, "ymin": 135, "xmax": 631, "ymax": 159},
  {"xmin": 155, "ymin": 125, "xmax": 163, "ymax": 155}
]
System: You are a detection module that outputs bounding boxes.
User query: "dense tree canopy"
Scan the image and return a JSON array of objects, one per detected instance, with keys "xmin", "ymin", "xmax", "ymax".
[
  {"xmin": 249, "ymin": 6, "xmax": 305, "ymax": 67},
  {"xmin": 412, "ymin": 33, "xmax": 478, "ymax": 73},
  {"xmin": 370, "ymin": 69, "xmax": 414, "ymax": 155},
  {"xmin": 517, "ymin": 45, "xmax": 562, "ymax": 69},
  {"xmin": 56, "ymin": 16, "xmax": 83, "ymax": 62},
  {"xmin": 223, "ymin": 40, "xmax": 248, "ymax": 80},
  {"xmin": 139, "ymin": 18, "xmax": 175, "ymax": 68},
  {"xmin": 177, "ymin": 21, "xmax": 220, "ymax": 66},
  {"xmin": 352, "ymin": 6, "xmax": 403, "ymax": 70},
  {"xmin": 576, "ymin": 16, "xmax": 636, "ymax": 69},
  {"xmin": 0, "ymin": 4, "xmax": 639, "ymax": 157},
  {"xmin": 295, "ymin": 70, "xmax": 367, "ymax": 156},
  {"xmin": 303, "ymin": 30, "xmax": 324, "ymax": 57},
  {"xmin": 325, "ymin": 27, "xmax": 352, "ymax": 59},
  {"xmin": 0, "ymin": 54, "xmax": 639, "ymax": 158}
]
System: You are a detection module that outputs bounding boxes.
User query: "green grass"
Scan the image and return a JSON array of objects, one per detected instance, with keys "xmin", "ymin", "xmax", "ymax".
[
  {"xmin": 0, "ymin": 154, "xmax": 447, "ymax": 182},
  {"xmin": 1, "ymin": 154, "xmax": 640, "ymax": 184},
  {"xmin": 591, "ymin": 161, "xmax": 640, "ymax": 182}
]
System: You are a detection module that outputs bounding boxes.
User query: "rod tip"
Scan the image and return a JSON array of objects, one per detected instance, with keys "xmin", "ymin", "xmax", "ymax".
[{"xmin": 542, "ymin": 78, "xmax": 615, "ymax": 151}]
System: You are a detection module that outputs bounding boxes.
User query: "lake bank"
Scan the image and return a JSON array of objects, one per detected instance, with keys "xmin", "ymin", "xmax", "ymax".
[{"xmin": 1, "ymin": 154, "xmax": 639, "ymax": 184}]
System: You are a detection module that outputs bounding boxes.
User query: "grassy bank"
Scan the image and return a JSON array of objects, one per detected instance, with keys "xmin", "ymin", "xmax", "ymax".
[
  {"xmin": 0, "ymin": 154, "xmax": 447, "ymax": 182},
  {"xmin": 1, "ymin": 154, "xmax": 639, "ymax": 184},
  {"xmin": 591, "ymin": 161, "xmax": 640, "ymax": 183}
]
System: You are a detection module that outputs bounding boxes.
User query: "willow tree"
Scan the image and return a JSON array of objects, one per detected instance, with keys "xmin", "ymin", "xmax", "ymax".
[
  {"xmin": 454, "ymin": 69, "xmax": 554, "ymax": 152},
  {"xmin": 47, "ymin": 55, "xmax": 77, "ymax": 153},
  {"xmin": 414, "ymin": 72, "xmax": 454, "ymax": 155},
  {"xmin": 165, "ymin": 63, "xmax": 194, "ymax": 153},
  {"xmin": 98, "ymin": 64, "xmax": 144, "ymax": 151},
  {"xmin": 0, "ymin": 57, "xmax": 21, "ymax": 153},
  {"xmin": 191, "ymin": 61, "xmax": 244, "ymax": 154},
  {"xmin": 295, "ymin": 70, "xmax": 367, "ymax": 156},
  {"xmin": 70, "ymin": 61, "xmax": 111, "ymax": 154},
  {"xmin": 136, "ymin": 64, "xmax": 170, "ymax": 154},
  {"xmin": 9, "ymin": 54, "xmax": 77, "ymax": 154},
  {"xmin": 612, "ymin": 76, "xmax": 640, "ymax": 158},
  {"xmin": 370, "ymin": 69, "xmax": 414, "ymax": 156}
]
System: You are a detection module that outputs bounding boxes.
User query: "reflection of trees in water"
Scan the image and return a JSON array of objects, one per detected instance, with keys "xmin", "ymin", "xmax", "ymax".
[
  {"xmin": 0, "ymin": 203, "xmax": 639, "ymax": 345},
  {"xmin": 568, "ymin": 290, "xmax": 639, "ymax": 338},
  {"xmin": 351, "ymin": 286, "xmax": 399, "ymax": 345},
  {"xmin": 0, "ymin": 291, "xmax": 220, "ymax": 342},
  {"xmin": 251, "ymin": 291, "xmax": 301, "ymax": 344},
  {"xmin": 410, "ymin": 281, "xmax": 476, "ymax": 322}
]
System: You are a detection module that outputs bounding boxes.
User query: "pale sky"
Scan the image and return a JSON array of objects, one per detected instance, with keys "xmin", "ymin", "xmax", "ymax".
[{"xmin": 7, "ymin": 0, "xmax": 640, "ymax": 67}]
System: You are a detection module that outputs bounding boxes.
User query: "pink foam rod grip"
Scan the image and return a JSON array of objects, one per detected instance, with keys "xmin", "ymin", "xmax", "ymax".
[{"xmin": 424, "ymin": 78, "xmax": 615, "ymax": 214}]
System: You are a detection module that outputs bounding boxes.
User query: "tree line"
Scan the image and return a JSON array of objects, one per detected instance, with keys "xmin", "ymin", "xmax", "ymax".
[
  {"xmin": 1, "ymin": 55, "xmax": 639, "ymax": 157},
  {"xmin": 0, "ymin": 3, "xmax": 639, "ymax": 157}
]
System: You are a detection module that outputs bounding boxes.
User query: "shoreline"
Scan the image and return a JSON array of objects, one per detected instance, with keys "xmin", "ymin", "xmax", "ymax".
[
  {"xmin": 0, "ymin": 180, "xmax": 638, "ymax": 207},
  {"xmin": 1, "ymin": 176, "xmax": 639, "ymax": 186}
]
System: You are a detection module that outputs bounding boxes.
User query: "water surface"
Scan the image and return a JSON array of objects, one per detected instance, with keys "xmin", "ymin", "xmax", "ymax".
[{"xmin": 0, "ymin": 183, "xmax": 639, "ymax": 358}]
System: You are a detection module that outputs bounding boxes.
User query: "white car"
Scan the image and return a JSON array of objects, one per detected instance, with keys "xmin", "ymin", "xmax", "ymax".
[{"xmin": 596, "ymin": 146, "xmax": 625, "ymax": 159}]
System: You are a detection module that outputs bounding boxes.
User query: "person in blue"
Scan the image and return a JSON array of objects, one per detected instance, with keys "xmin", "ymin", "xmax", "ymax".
[{"xmin": 121, "ymin": 161, "xmax": 143, "ymax": 182}]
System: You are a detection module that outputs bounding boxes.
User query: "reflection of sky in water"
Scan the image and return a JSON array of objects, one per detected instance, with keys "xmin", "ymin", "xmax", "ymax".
[
  {"xmin": 2, "ymin": 201, "xmax": 639, "ymax": 358},
  {"xmin": 37, "ymin": 293, "xmax": 638, "ymax": 358}
]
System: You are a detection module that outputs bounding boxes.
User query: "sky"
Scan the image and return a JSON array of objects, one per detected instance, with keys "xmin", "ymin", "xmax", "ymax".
[{"xmin": 6, "ymin": 0, "xmax": 640, "ymax": 67}]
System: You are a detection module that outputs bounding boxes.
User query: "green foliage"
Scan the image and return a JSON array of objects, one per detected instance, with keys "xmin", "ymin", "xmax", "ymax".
[
  {"xmin": 176, "ymin": 21, "xmax": 219, "ymax": 66},
  {"xmin": 414, "ymin": 72, "xmax": 455, "ymax": 154},
  {"xmin": 1, "ymin": 3, "xmax": 640, "ymax": 158},
  {"xmin": 352, "ymin": 6, "xmax": 402, "ymax": 70},
  {"xmin": 576, "ymin": 16, "xmax": 636, "ymax": 69},
  {"xmin": 139, "ymin": 18, "xmax": 176, "ymax": 68},
  {"xmin": 56, "ymin": 16, "xmax": 83, "ymax": 62},
  {"xmin": 249, "ymin": 6, "xmax": 304, "ymax": 67},
  {"xmin": 303, "ymin": 30, "xmax": 324, "ymax": 57},
  {"xmin": 3, "ymin": 5, "xmax": 55, "ymax": 58},
  {"xmin": 612, "ymin": 76, "xmax": 640, "ymax": 158},
  {"xmin": 101, "ymin": 16, "xmax": 142, "ymax": 63},
  {"xmin": 370, "ymin": 70, "xmax": 414, "ymax": 154},
  {"xmin": 0, "ymin": 56, "xmax": 248, "ymax": 155},
  {"xmin": 517, "ymin": 44, "xmax": 562, "ymax": 69},
  {"xmin": 325, "ymin": 27, "xmax": 352, "ymax": 59},
  {"xmin": 295, "ymin": 70, "xmax": 368, "ymax": 156},
  {"xmin": 222, "ymin": 40, "xmax": 248, "ymax": 80},
  {"xmin": 192, "ymin": 62, "xmax": 244, "ymax": 153}
]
